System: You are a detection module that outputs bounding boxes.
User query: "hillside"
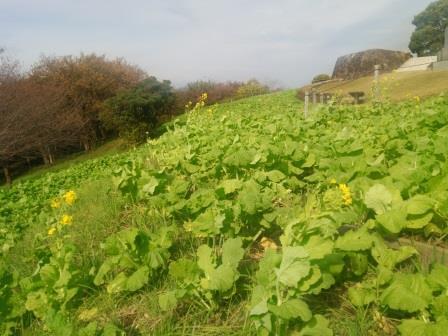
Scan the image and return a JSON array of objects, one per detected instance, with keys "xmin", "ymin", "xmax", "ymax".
[
  {"xmin": 2, "ymin": 91, "xmax": 448, "ymax": 335},
  {"xmin": 305, "ymin": 70, "xmax": 448, "ymax": 101}
]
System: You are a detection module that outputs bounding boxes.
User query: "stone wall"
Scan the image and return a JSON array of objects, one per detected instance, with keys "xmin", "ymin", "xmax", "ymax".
[{"xmin": 332, "ymin": 49, "xmax": 411, "ymax": 80}]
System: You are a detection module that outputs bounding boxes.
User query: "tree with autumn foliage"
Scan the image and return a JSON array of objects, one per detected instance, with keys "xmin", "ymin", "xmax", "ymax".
[{"xmin": 29, "ymin": 54, "xmax": 146, "ymax": 150}]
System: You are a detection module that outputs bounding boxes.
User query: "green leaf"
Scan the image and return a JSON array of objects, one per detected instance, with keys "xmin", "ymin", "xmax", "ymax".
[
  {"xmin": 141, "ymin": 176, "xmax": 159, "ymax": 195},
  {"xmin": 25, "ymin": 290, "xmax": 48, "ymax": 317},
  {"xmin": 250, "ymin": 299, "xmax": 269, "ymax": 316},
  {"xmin": 126, "ymin": 266, "xmax": 149, "ymax": 291},
  {"xmin": 381, "ymin": 273, "xmax": 432, "ymax": 313},
  {"xmin": 266, "ymin": 170, "xmax": 286, "ymax": 183},
  {"xmin": 376, "ymin": 208, "xmax": 407, "ymax": 234},
  {"xmin": 78, "ymin": 322, "xmax": 98, "ymax": 336},
  {"xmin": 427, "ymin": 264, "xmax": 448, "ymax": 292},
  {"xmin": 335, "ymin": 229, "xmax": 373, "ymax": 251},
  {"xmin": 197, "ymin": 245, "xmax": 215, "ymax": 275},
  {"xmin": 158, "ymin": 291, "xmax": 178, "ymax": 311},
  {"xmin": 268, "ymin": 299, "xmax": 312, "ymax": 321},
  {"xmin": 299, "ymin": 315, "xmax": 333, "ymax": 336},
  {"xmin": 431, "ymin": 295, "xmax": 448, "ymax": 320},
  {"xmin": 304, "ymin": 236, "xmax": 334, "ymax": 260},
  {"xmin": 298, "ymin": 266, "xmax": 322, "ymax": 292},
  {"xmin": 398, "ymin": 319, "xmax": 448, "ymax": 336},
  {"xmin": 222, "ymin": 237, "xmax": 244, "ymax": 268},
  {"xmin": 371, "ymin": 244, "xmax": 417, "ymax": 270},
  {"xmin": 406, "ymin": 195, "xmax": 434, "ymax": 215},
  {"xmin": 275, "ymin": 246, "xmax": 310, "ymax": 287},
  {"xmin": 348, "ymin": 284, "xmax": 376, "ymax": 307},
  {"xmin": 407, "ymin": 213, "xmax": 433, "ymax": 229},
  {"xmin": 238, "ymin": 180, "xmax": 263, "ymax": 215},
  {"xmin": 207, "ymin": 265, "xmax": 237, "ymax": 292},
  {"xmin": 169, "ymin": 258, "xmax": 199, "ymax": 283},
  {"xmin": 188, "ymin": 208, "xmax": 225, "ymax": 236},
  {"xmin": 348, "ymin": 253, "xmax": 368, "ymax": 276},
  {"xmin": 106, "ymin": 272, "xmax": 127, "ymax": 294},
  {"xmin": 218, "ymin": 179, "xmax": 243, "ymax": 194},
  {"xmin": 364, "ymin": 184, "xmax": 392, "ymax": 215}
]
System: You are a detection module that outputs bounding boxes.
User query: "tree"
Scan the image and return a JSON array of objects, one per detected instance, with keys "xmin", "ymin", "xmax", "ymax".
[
  {"xmin": 312, "ymin": 74, "xmax": 331, "ymax": 84},
  {"xmin": 30, "ymin": 54, "xmax": 146, "ymax": 150},
  {"xmin": 0, "ymin": 75, "xmax": 88, "ymax": 184},
  {"xmin": 236, "ymin": 79, "xmax": 270, "ymax": 98},
  {"xmin": 409, "ymin": 0, "xmax": 448, "ymax": 56},
  {"xmin": 101, "ymin": 77, "xmax": 175, "ymax": 143}
]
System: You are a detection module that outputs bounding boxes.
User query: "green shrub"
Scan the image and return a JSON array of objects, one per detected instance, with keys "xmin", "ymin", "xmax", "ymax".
[
  {"xmin": 311, "ymin": 74, "xmax": 331, "ymax": 84},
  {"xmin": 100, "ymin": 77, "xmax": 175, "ymax": 143}
]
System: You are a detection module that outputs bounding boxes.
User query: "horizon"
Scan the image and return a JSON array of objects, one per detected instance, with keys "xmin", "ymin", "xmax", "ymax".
[{"xmin": 1, "ymin": 0, "xmax": 435, "ymax": 88}]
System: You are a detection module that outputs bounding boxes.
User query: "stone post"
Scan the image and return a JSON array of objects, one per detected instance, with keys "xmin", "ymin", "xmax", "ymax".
[
  {"xmin": 312, "ymin": 91, "xmax": 317, "ymax": 104},
  {"xmin": 304, "ymin": 91, "xmax": 309, "ymax": 118},
  {"xmin": 320, "ymin": 93, "xmax": 324, "ymax": 104},
  {"xmin": 374, "ymin": 64, "xmax": 380, "ymax": 100}
]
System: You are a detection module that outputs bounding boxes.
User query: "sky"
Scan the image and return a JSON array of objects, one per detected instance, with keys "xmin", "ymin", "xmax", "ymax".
[{"xmin": 0, "ymin": 0, "xmax": 435, "ymax": 88}]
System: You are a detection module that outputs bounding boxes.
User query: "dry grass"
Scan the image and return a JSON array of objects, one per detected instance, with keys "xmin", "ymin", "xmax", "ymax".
[{"xmin": 302, "ymin": 70, "xmax": 448, "ymax": 102}]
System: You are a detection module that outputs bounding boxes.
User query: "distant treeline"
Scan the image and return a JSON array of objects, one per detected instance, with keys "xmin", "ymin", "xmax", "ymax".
[{"xmin": 0, "ymin": 50, "xmax": 271, "ymax": 184}]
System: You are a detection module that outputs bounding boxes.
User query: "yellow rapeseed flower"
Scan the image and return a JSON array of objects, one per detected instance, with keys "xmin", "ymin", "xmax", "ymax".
[
  {"xmin": 48, "ymin": 227, "xmax": 57, "ymax": 236},
  {"xmin": 338, "ymin": 183, "xmax": 353, "ymax": 206},
  {"xmin": 60, "ymin": 214, "xmax": 73, "ymax": 226},
  {"xmin": 63, "ymin": 191, "xmax": 76, "ymax": 205},
  {"xmin": 50, "ymin": 198, "xmax": 61, "ymax": 209}
]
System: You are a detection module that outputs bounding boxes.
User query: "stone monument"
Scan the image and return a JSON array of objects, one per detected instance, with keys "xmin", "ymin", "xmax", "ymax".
[{"xmin": 433, "ymin": 27, "xmax": 448, "ymax": 70}]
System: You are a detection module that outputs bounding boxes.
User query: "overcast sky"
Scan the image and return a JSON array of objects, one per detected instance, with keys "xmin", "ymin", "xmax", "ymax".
[{"xmin": 0, "ymin": 0, "xmax": 435, "ymax": 88}]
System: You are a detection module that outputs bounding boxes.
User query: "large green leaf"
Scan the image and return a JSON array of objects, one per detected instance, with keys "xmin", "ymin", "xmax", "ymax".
[
  {"xmin": 376, "ymin": 208, "xmax": 407, "ymax": 234},
  {"xmin": 406, "ymin": 195, "xmax": 434, "ymax": 215},
  {"xmin": 381, "ymin": 273, "xmax": 432, "ymax": 313},
  {"xmin": 126, "ymin": 266, "xmax": 149, "ymax": 292},
  {"xmin": 398, "ymin": 319, "xmax": 448, "ymax": 336},
  {"xmin": 207, "ymin": 265, "xmax": 237, "ymax": 292},
  {"xmin": 304, "ymin": 236, "xmax": 334, "ymax": 260},
  {"xmin": 158, "ymin": 291, "xmax": 178, "ymax": 311},
  {"xmin": 222, "ymin": 237, "xmax": 244, "ymax": 268},
  {"xmin": 427, "ymin": 264, "xmax": 448, "ymax": 292},
  {"xmin": 335, "ymin": 229, "xmax": 373, "ymax": 251},
  {"xmin": 268, "ymin": 299, "xmax": 312, "ymax": 321},
  {"xmin": 298, "ymin": 315, "xmax": 333, "ymax": 336},
  {"xmin": 364, "ymin": 184, "xmax": 392, "ymax": 215},
  {"xmin": 275, "ymin": 247, "xmax": 310, "ymax": 287}
]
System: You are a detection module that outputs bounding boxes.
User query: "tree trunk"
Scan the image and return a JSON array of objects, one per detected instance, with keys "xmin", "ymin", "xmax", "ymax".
[
  {"xmin": 48, "ymin": 147, "xmax": 54, "ymax": 165},
  {"xmin": 3, "ymin": 167, "xmax": 11, "ymax": 185},
  {"xmin": 82, "ymin": 140, "xmax": 91, "ymax": 152}
]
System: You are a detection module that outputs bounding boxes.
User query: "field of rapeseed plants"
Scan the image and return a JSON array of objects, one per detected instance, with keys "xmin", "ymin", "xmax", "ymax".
[{"xmin": 2, "ymin": 90, "xmax": 448, "ymax": 335}]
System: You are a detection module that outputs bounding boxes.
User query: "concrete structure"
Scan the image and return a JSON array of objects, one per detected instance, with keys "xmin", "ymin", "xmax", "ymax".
[
  {"xmin": 433, "ymin": 27, "xmax": 448, "ymax": 70},
  {"xmin": 396, "ymin": 56, "xmax": 437, "ymax": 72}
]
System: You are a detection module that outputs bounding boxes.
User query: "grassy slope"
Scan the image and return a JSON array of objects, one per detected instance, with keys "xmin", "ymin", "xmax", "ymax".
[
  {"xmin": 8, "ymin": 90, "xmax": 448, "ymax": 335},
  {"xmin": 305, "ymin": 70, "xmax": 448, "ymax": 101},
  {"xmin": 12, "ymin": 139, "xmax": 129, "ymax": 185},
  {"xmin": 11, "ymin": 92, "xmax": 301, "ymax": 336}
]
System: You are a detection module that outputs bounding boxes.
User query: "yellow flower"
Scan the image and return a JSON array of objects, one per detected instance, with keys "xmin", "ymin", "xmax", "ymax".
[
  {"xmin": 60, "ymin": 214, "xmax": 73, "ymax": 226},
  {"xmin": 50, "ymin": 198, "xmax": 61, "ymax": 209},
  {"xmin": 338, "ymin": 183, "xmax": 353, "ymax": 206},
  {"xmin": 63, "ymin": 191, "xmax": 76, "ymax": 205},
  {"xmin": 48, "ymin": 227, "xmax": 57, "ymax": 236},
  {"xmin": 330, "ymin": 178, "xmax": 337, "ymax": 184}
]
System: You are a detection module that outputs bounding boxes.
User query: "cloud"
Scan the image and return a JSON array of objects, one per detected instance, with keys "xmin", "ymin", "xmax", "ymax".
[{"xmin": 0, "ymin": 0, "xmax": 435, "ymax": 87}]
